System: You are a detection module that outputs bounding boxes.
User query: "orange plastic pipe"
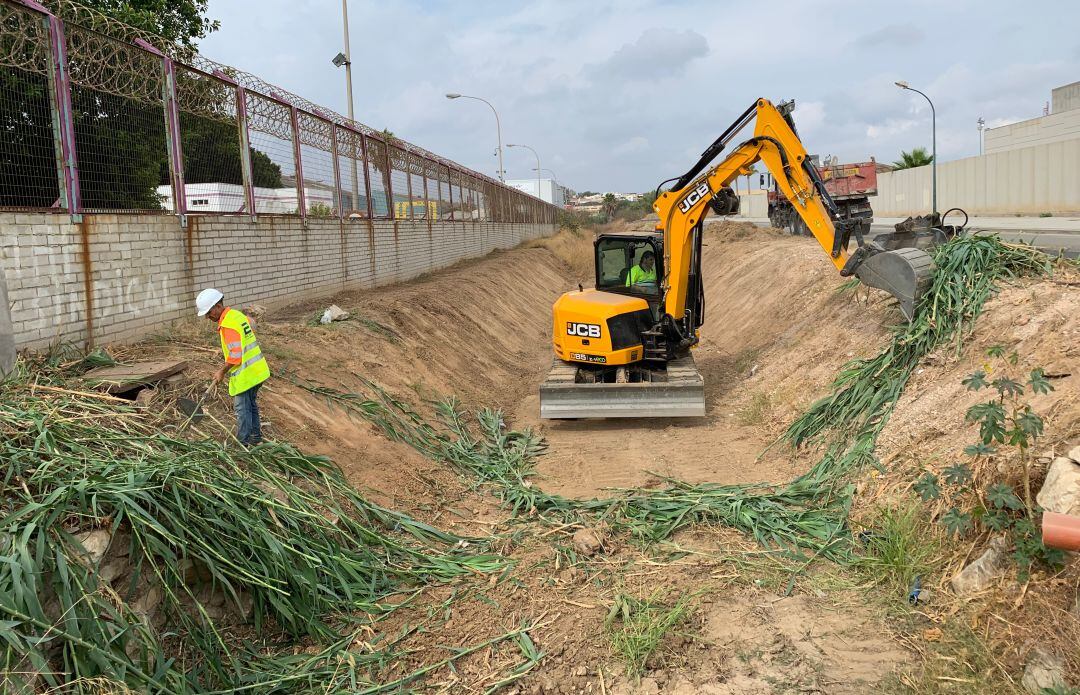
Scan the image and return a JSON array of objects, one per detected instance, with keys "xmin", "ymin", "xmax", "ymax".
[{"xmin": 1042, "ymin": 511, "xmax": 1080, "ymax": 551}]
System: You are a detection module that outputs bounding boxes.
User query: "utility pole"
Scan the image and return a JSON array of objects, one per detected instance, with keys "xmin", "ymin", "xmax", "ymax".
[
  {"xmin": 977, "ymin": 117, "xmax": 985, "ymax": 155},
  {"xmin": 332, "ymin": 0, "xmax": 359, "ymax": 210}
]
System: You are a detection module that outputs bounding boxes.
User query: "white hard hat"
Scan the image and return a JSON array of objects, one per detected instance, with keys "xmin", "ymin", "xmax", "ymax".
[{"xmin": 195, "ymin": 288, "xmax": 224, "ymax": 317}]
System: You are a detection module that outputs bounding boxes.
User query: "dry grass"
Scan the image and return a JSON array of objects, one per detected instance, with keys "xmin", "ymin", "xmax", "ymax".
[{"xmin": 525, "ymin": 226, "xmax": 596, "ymax": 280}]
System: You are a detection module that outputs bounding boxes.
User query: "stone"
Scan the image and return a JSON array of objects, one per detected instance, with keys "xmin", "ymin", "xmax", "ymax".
[
  {"xmin": 950, "ymin": 537, "xmax": 1009, "ymax": 594},
  {"xmin": 1069, "ymin": 445, "xmax": 1080, "ymax": 463},
  {"xmin": 132, "ymin": 586, "xmax": 163, "ymax": 616},
  {"xmin": 134, "ymin": 387, "xmax": 156, "ymax": 407},
  {"xmin": 571, "ymin": 527, "xmax": 603, "ymax": 557},
  {"xmin": 320, "ymin": 304, "xmax": 349, "ymax": 324},
  {"xmin": 1037, "ymin": 457, "xmax": 1080, "ymax": 515},
  {"xmin": 74, "ymin": 529, "xmax": 112, "ymax": 565},
  {"xmin": 1021, "ymin": 647, "xmax": 1066, "ymax": 694},
  {"xmin": 637, "ymin": 677, "xmax": 660, "ymax": 695}
]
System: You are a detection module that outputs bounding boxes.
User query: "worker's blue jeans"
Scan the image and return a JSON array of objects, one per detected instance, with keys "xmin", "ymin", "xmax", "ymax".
[{"xmin": 233, "ymin": 383, "xmax": 262, "ymax": 446}]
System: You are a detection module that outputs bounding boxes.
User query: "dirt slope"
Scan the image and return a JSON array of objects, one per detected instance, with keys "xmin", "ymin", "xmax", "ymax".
[{"xmin": 144, "ymin": 221, "xmax": 1079, "ymax": 691}]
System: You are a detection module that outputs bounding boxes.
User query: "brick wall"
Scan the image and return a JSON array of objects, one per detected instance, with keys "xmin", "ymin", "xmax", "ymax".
[{"xmin": 0, "ymin": 213, "xmax": 555, "ymax": 349}]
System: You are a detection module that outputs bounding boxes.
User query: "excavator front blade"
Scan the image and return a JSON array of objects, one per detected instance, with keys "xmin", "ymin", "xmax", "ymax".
[
  {"xmin": 539, "ymin": 355, "xmax": 705, "ymax": 419},
  {"xmin": 853, "ymin": 246, "xmax": 935, "ymax": 321}
]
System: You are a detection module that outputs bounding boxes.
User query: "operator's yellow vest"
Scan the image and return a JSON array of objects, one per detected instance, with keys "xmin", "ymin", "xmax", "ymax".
[{"xmin": 219, "ymin": 308, "xmax": 270, "ymax": 396}]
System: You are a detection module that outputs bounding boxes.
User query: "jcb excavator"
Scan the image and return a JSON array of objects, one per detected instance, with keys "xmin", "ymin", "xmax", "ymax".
[{"xmin": 539, "ymin": 98, "xmax": 935, "ymax": 419}]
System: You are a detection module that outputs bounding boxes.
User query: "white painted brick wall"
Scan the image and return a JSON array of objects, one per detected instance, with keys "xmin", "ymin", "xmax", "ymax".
[{"xmin": 2, "ymin": 212, "xmax": 556, "ymax": 349}]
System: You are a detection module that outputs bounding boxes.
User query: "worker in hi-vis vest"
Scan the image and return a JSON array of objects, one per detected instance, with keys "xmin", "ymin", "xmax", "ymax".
[
  {"xmin": 625, "ymin": 250, "xmax": 657, "ymax": 287},
  {"xmin": 195, "ymin": 288, "xmax": 270, "ymax": 445}
]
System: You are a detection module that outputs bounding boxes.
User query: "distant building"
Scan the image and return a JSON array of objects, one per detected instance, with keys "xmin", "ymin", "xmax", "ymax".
[
  {"xmin": 985, "ymin": 81, "xmax": 1080, "ymax": 154},
  {"xmin": 505, "ymin": 178, "xmax": 566, "ymax": 207}
]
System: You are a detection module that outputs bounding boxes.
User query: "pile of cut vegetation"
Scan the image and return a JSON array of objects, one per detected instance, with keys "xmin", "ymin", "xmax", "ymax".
[{"xmin": 0, "ymin": 350, "xmax": 509, "ymax": 693}]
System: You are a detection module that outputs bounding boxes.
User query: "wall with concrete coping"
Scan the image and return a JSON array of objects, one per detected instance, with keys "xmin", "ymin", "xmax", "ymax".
[
  {"xmin": 0, "ymin": 213, "xmax": 555, "ymax": 350},
  {"xmin": 873, "ymin": 138, "xmax": 1080, "ymax": 216}
]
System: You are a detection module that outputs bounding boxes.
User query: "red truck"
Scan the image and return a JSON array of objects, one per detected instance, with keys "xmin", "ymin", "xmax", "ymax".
[{"xmin": 768, "ymin": 157, "xmax": 883, "ymax": 235}]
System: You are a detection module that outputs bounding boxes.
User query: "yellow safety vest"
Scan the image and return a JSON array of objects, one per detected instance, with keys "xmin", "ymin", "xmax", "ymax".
[
  {"xmin": 626, "ymin": 265, "xmax": 657, "ymax": 286},
  {"xmin": 218, "ymin": 308, "xmax": 270, "ymax": 396}
]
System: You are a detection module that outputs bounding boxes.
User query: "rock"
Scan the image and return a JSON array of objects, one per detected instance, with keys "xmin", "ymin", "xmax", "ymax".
[
  {"xmin": 637, "ymin": 677, "xmax": 660, "ymax": 695},
  {"xmin": 320, "ymin": 304, "xmax": 349, "ymax": 324},
  {"xmin": 74, "ymin": 529, "xmax": 112, "ymax": 565},
  {"xmin": 132, "ymin": 586, "xmax": 163, "ymax": 615},
  {"xmin": 571, "ymin": 528, "xmax": 603, "ymax": 557},
  {"xmin": 245, "ymin": 304, "xmax": 267, "ymax": 319},
  {"xmin": 950, "ymin": 537, "xmax": 1009, "ymax": 594},
  {"xmin": 1069, "ymin": 445, "xmax": 1080, "ymax": 463},
  {"xmin": 1037, "ymin": 457, "xmax": 1080, "ymax": 515},
  {"xmin": 98, "ymin": 559, "xmax": 126, "ymax": 584},
  {"xmin": 1021, "ymin": 647, "xmax": 1066, "ymax": 694},
  {"xmin": 134, "ymin": 387, "xmax": 156, "ymax": 407}
]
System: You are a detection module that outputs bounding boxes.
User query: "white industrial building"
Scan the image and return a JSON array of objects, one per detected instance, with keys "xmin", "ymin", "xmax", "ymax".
[
  {"xmin": 984, "ymin": 81, "xmax": 1080, "ymax": 154},
  {"xmin": 156, "ymin": 182, "xmax": 337, "ymax": 214},
  {"xmin": 505, "ymin": 178, "xmax": 566, "ymax": 207}
]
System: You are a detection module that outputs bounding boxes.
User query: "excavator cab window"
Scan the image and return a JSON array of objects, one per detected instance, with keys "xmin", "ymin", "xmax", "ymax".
[{"xmin": 595, "ymin": 236, "xmax": 661, "ymax": 297}]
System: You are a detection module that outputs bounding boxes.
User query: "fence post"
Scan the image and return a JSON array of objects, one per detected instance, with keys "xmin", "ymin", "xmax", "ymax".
[
  {"xmin": 358, "ymin": 132, "xmax": 374, "ymax": 219},
  {"xmin": 287, "ymin": 105, "xmax": 306, "ymax": 218},
  {"xmin": 404, "ymin": 150, "xmax": 414, "ymax": 220},
  {"xmin": 330, "ymin": 124, "xmax": 343, "ymax": 218},
  {"xmin": 447, "ymin": 166, "xmax": 455, "ymax": 222},
  {"xmin": 142, "ymin": 45, "xmax": 187, "ymax": 226},
  {"xmin": 233, "ymin": 86, "xmax": 257, "ymax": 218},
  {"xmin": 383, "ymin": 139, "xmax": 394, "ymax": 220},
  {"xmin": 40, "ymin": 12, "xmax": 81, "ymax": 219}
]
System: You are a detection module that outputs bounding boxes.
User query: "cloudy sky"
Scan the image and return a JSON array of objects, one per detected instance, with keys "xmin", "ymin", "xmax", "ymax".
[{"xmin": 201, "ymin": 0, "xmax": 1080, "ymax": 193}]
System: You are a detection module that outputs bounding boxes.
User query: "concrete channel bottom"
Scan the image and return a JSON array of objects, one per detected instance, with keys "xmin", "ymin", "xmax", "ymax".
[{"xmin": 539, "ymin": 355, "xmax": 706, "ymax": 419}]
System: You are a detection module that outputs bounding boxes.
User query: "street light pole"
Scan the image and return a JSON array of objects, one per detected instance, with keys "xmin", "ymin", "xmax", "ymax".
[
  {"xmin": 508, "ymin": 143, "xmax": 541, "ymax": 200},
  {"xmin": 895, "ymin": 80, "xmax": 937, "ymax": 218},
  {"xmin": 977, "ymin": 117, "xmax": 985, "ymax": 156},
  {"xmin": 445, "ymin": 93, "xmax": 504, "ymax": 182},
  {"xmin": 332, "ymin": 0, "xmax": 359, "ymax": 211}
]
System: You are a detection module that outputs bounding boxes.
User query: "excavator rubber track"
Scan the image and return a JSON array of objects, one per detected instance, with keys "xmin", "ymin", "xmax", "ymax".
[{"xmin": 539, "ymin": 355, "xmax": 705, "ymax": 419}]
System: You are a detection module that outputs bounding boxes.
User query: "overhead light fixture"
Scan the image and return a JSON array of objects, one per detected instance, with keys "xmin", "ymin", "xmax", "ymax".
[{"xmin": 331, "ymin": 52, "xmax": 348, "ymax": 68}]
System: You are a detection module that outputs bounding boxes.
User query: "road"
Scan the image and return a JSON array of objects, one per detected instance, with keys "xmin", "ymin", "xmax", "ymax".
[{"xmin": 731, "ymin": 216, "xmax": 1080, "ymax": 258}]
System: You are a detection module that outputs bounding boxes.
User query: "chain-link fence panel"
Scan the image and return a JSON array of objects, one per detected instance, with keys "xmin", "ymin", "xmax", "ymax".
[
  {"xmin": 296, "ymin": 111, "xmax": 336, "ymax": 217},
  {"xmin": 335, "ymin": 127, "xmax": 367, "ymax": 217},
  {"xmin": 365, "ymin": 136, "xmax": 390, "ymax": 218},
  {"xmin": 174, "ymin": 66, "xmax": 246, "ymax": 214},
  {"xmin": 244, "ymin": 91, "xmax": 297, "ymax": 214},
  {"xmin": 407, "ymin": 151, "xmax": 428, "ymax": 219},
  {"xmin": 66, "ymin": 24, "xmax": 169, "ymax": 212},
  {"xmin": 387, "ymin": 144, "xmax": 410, "ymax": 219},
  {"xmin": 0, "ymin": 4, "xmax": 60, "ymax": 210}
]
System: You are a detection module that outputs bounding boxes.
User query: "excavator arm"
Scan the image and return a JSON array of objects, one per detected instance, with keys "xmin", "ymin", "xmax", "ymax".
[{"xmin": 654, "ymin": 98, "xmax": 934, "ymax": 320}]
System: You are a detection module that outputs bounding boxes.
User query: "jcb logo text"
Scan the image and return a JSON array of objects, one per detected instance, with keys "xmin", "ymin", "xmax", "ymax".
[
  {"xmin": 566, "ymin": 322, "xmax": 601, "ymax": 338},
  {"xmin": 678, "ymin": 182, "xmax": 710, "ymax": 213}
]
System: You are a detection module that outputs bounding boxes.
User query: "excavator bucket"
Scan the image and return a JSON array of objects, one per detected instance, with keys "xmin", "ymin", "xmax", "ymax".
[
  {"xmin": 539, "ymin": 356, "xmax": 705, "ymax": 419},
  {"xmin": 853, "ymin": 246, "xmax": 935, "ymax": 321}
]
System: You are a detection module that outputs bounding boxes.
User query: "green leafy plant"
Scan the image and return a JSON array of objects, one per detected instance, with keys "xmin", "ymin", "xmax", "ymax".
[
  {"xmin": 604, "ymin": 591, "xmax": 697, "ymax": 679},
  {"xmin": 920, "ymin": 348, "xmax": 1064, "ymax": 579}
]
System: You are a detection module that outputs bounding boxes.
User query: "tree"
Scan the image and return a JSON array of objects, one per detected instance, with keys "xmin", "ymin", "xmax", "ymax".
[
  {"xmin": 601, "ymin": 193, "xmax": 618, "ymax": 220},
  {"xmin": 891, "ymin": 147, "xmax": 934, "ymax": 170},
  {"xmin": 0, "ymin": 0, "xmax": 256, "ymax": 210}
]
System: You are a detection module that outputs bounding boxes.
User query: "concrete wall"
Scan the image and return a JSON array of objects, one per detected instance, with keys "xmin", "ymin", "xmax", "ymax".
[
  {"xmin": 984, "ymin": 109, "xmax": 1080, "ymax": 154},
  {"xmin": 735, "ymin": 190, "xmax": 768, "ymax": 219},
  {"xmin": 1053, "ymin": 81, "xmax": 1080, "ymax": 114},
  {"xmin": 872, "ymin": 138, "xmax": 1080, "ymax": 216},
  {"xmin": 0, "ymin": 213, "xmax": 555, "ymax": 350}
]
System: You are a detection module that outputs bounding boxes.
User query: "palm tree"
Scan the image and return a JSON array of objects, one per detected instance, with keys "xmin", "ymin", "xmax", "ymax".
[
  {"xmin": 892, "ymin": 147, "xmax": 934, "ymax": 170},
  {"xmin": 602, "ymin": 193, "xmax": 618, "ymax": 220}
]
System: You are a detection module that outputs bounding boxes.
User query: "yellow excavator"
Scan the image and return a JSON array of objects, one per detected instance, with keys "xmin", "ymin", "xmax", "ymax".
[{"xmin": 539, "ymin": 98, "xmax": 935, "ymax": 419}]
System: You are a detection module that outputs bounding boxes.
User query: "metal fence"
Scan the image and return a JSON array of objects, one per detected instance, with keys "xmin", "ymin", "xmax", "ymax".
[{"xmin": 0, "ymin": 0, "xmax": 557, "ymax": 224}]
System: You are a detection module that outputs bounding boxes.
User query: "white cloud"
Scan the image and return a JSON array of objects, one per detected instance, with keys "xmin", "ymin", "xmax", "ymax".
[{"xmin": 200, "ymin": 0, "xmax": 1080, "ymax": 192}]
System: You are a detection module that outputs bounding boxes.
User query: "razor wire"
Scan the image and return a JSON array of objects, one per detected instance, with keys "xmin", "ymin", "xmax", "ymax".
[{"xmin": 0, "ymin": 0, "xmax": 553, "ymax": 222}]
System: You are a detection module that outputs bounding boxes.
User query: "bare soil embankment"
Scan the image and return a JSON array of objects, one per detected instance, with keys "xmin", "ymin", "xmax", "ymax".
[{"xmin": 146, "ymin": 220, "xmax": 1079, "ymax": 692}]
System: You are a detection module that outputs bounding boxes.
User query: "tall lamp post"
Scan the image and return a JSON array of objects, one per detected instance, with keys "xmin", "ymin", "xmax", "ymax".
[
  {"xmin": 977, "ymin": 117, "xmax": 985, "ymax": 155},
  {"xmin": 331, "ymin": 0, "xmax": 359, "ymax": 210},
  {"xmin": 895, "ymin": 80, "xmax": 937, "ymax": 218},
  {"xmin": 507, "ymin": 143, "xmax": 541, "ymax": 199},
  {"xmin": 445, "ymin": 93, "xmax": 505, "ymax": 181}
]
